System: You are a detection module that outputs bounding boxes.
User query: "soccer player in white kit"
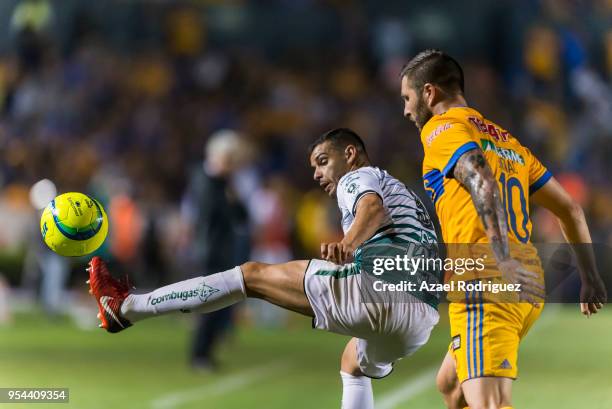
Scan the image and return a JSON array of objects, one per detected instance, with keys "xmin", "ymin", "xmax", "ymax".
[{"xmin": 87, "ymin": 128, "xmax": 440, "ymax": 409}]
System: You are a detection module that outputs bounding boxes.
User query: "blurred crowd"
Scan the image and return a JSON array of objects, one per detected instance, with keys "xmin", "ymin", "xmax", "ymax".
[{"xmin": 0, "ymin": 0, "xmax": 611, "ymax": 297}]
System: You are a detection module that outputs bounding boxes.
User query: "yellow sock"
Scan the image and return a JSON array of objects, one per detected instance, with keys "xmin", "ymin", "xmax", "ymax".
[{"xmin": 501, "ymin": 407, "xmax": 514, "ymax": 409}]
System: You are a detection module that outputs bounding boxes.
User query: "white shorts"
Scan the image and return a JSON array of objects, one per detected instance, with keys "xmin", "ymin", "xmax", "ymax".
[{"xmin": 303, "ymin": 259, "xmax": 439, "ymax": 378}]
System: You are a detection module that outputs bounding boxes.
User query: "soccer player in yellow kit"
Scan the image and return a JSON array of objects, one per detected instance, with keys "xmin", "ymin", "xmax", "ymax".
[{"xmin": 400, "ymin": 49, "xmax": 607, "ymax": 409}]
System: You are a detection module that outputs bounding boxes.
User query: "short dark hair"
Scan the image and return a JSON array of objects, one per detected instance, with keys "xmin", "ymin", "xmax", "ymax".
[
  {"xmin": 400, "ymin": 49, "xmax": 464, "ymax": 94},
  {"xmin": 309, "ymin": 128, "xmax": 368, "ymax": 156}
]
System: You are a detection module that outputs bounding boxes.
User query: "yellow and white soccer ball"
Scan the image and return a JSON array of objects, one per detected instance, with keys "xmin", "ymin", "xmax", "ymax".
[{"xmin": 40, "ymin": 192, "xmax": 109, "ymax": 257}]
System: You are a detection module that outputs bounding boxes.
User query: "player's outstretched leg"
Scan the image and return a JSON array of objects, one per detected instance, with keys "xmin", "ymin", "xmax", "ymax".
[
  {"xmin": 339, "ymin": 338, "xmax": 374, "ymax": 409},
  {"xmin": 240, "ymin": 260, "xmax": 313, "ymax": 316},
  {"xmin": 87, "ymin": 257, "xmax": 313, "ymax": 332}
]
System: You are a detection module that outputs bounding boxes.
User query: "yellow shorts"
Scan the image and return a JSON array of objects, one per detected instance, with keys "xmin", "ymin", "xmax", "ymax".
[{"xmin": 448, "ymin": 298, "xmax": 543, "ymax": 382}]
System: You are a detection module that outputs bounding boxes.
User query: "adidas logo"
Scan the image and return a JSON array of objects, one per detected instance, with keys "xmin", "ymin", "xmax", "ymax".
[{"xmin": 499, "ymin": 359, "xmax": 512, "ymax": 369}]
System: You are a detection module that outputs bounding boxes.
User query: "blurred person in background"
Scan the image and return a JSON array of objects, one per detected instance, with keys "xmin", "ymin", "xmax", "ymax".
[
  {"xmin": 180, "ymin": 129, "xmax": 251, "ymax": 371},
  {"xmin": 10, "ymin": 0, "xmax": 54, "ymax": 74},
  {"xmin": 246, "ymin": 175, "xmax": 294, "ymax": 327}
]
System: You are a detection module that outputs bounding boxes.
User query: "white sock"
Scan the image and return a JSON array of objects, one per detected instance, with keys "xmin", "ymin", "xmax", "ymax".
[
  {"xmin": 120, "ymin": 266, "xmax": 246, "ymax": 322},
  {"xmin": 340, "ymin": 371, "xmax": 374, "ymax": 409}
]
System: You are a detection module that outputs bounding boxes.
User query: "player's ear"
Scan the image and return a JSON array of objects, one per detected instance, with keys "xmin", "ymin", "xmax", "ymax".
[
  {"xmin": 345, "ymin": 145, "xmax": 357, "ymax": 165},
  {"xmin": 425, "ymin": 83, "xmax": 446, "ymax": 109},
  {"xmin": 423, "ymin": 83, "xmax": 435, "ymax": 107}
]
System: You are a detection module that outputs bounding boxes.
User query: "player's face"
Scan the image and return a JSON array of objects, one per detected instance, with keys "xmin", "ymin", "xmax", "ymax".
[
  {"xmin": 401, "ymin": 76, "xmax": 433, "ymax": 131},
  {"xmin": 310, "ymin": 141, "xmax": 351, "ymax": 197}
]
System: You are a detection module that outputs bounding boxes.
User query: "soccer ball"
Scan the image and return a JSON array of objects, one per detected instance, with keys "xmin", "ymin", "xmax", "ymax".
[{"xmin": 40, "ymin": 192, "xmax": 109, "ymax": 257}]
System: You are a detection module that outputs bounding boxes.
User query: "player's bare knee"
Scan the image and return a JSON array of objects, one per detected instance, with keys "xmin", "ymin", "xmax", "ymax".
[
  {"xmin": 340, "ymin": 339, "xmax": 362, "ymax": 376},
  {"xmin": 340, "ymin": 356, "xmax": 362, "ymax": 376}
]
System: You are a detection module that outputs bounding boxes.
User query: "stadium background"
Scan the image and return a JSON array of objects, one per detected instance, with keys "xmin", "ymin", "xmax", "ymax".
[{"xmin": 0, "ymin": 0, "xmax": 610, "ymax": 408}]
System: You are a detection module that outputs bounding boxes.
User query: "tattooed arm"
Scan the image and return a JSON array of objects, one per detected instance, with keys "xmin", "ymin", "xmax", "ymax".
[
  {"xmin": 453, "ymin": 148, "xmax": 510, "ymax": 263},
  {"xmin": 453, "ymin": 148, "xmax": 545, "ymax": 303}
]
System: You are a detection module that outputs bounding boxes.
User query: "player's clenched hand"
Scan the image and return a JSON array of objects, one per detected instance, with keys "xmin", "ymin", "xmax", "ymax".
[
  {"xmin": 580, "ymin": 277, "xmax": 607, "ymax": 317},
  {"xmin": 321, "ymin": 242, "xmax": 354, "ymax": 264},
  {"xmin": 498, "ymin": 258, "xmax": 545, "ymax": 306}
]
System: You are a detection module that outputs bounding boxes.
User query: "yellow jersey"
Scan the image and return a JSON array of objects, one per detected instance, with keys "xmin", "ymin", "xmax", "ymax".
[{"xmin": 421, "ymin": 107, "xmax": 551, "ymax": 278}]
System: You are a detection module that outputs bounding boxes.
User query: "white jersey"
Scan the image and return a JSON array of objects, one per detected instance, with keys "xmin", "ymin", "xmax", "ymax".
[
  {"xmin": 304, "ymin": 166, "xmax": 441, "ymax": 378},
  {"xmin": 336, "ymin": 166, "xmax": 436, "ymax": 246}
]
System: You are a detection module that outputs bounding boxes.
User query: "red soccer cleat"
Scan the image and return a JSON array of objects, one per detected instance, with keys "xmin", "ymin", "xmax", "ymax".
[{"xmin": 87, "ymin": 256, "xmax": 133, "ymax": 333}]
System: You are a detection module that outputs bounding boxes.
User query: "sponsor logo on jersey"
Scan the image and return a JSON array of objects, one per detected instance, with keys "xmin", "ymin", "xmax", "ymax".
[
  {"xmin": 343, "ymin": 174, "xmax": 360, "ymax": 185},
  {"xmin": 468, "ymin": 116, "xmax": 510, "ymax": 142},
  {"xmin": 426, "ymin": 123, "xmax": 452, "ymax": 146},
  {"xmin": 481, "ymin": 139, "xmax": 525, "ymax": 165}
]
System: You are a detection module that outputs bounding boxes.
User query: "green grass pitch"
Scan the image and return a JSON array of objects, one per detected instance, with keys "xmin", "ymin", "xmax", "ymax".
[{"xmin": 0, "ymin": 305, "xmax": 610, "ymax": 409}]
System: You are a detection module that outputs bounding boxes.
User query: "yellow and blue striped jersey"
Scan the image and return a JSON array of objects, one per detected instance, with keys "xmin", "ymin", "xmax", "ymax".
[
  {"xmin": 420, "ymin": 107, "xmax": 551, "ymax": 281},
  {"xmin": 421, "ymin": 107, "xmax": 551, "ymax": 245}
]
